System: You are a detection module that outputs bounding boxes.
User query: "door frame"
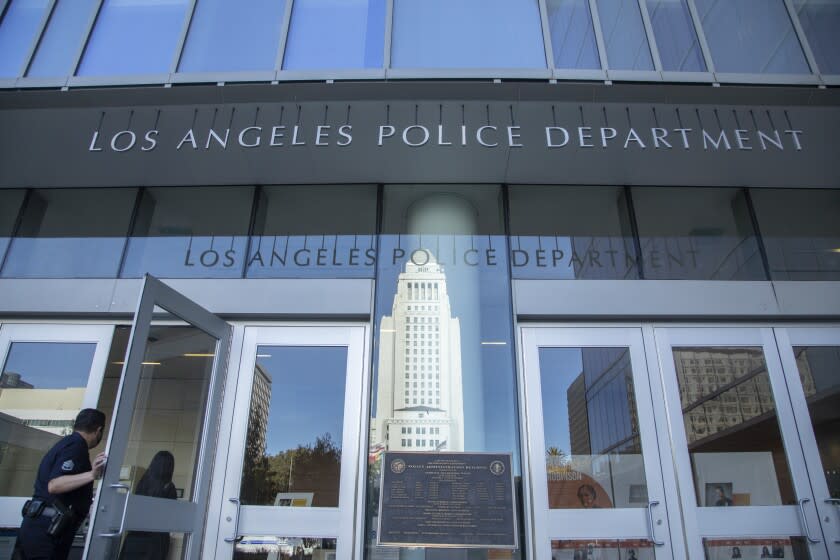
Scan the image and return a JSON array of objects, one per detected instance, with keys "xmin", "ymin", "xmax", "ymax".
[
  {"xmin": 519, "ymin": 324, "xmax": 678, "ymax": 559},
  {"xmin": 0, "ymin": 322, "xmax": 115, "ymax": 528},
  {"xmin": 85, "ymin": 275, "xmax": 232, "ymax": 560},
  {"xmin": 205, "ymin": 322, "xmax": 372, "ymax": 560}
]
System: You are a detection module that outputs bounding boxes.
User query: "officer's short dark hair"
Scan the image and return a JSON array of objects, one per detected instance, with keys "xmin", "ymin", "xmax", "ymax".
[{"xmin": 74, "ymin": 408, "xmax": 106, "ymax": 433}]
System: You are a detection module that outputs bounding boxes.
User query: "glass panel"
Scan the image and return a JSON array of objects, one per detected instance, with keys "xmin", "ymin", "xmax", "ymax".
[
  {"xmin": 26, "ymin": 0, "xmax": 98, "ymax": 77},
  {"xmin": 546, "ymin": 0, "xmax": 601, "ymax": 70},
  {"xmin": 632, "ymin": 187, "xmax": 765, "ymax": 280},
  {"xmin": 0, "ymin": 189, "xmax": 25, "ymax": 267},
  {"xmin": 366, "ymin": 185, "xmax": 522, "ymax": 557},
  {"xmin": 240, "ymin": 346, "xmax": 347, "ymax": 508},
  {"xmin": 0, "ymin": 0, "xmax": 50, "ymax": 77},
  {"xmin": 1, "ymin": 188, "xmax": 135, "ymax": 278},
  {"xmin": 595, "ymin": 0, "xmax": 655, "ymax": 70},
  {"xmin": 283, "ymin": 0, "xmax": 385, "ymax": 70},
  {"xmin": 177, "ymin": 0, "xmax": 286, "ymax": 73},
  {"xmin": 77, "ymin": 0, "xmax": 190, "ymax": 76},
  {"xmin": 0, "ymin": 342, "xmax": 96, "ymax": 496},
  {"xmin": 121, "ymin": 186, "xmax": 253, "ymax": 279},
  {"xmin": 792, "ymin": 345, "xmax": 840, "ymax": 498},
  {"xmin": 540, "ymin": 348, "xmax": 646, "ymax": 509},
  {"xmin": 751, "ymin": 188, "xmax": 840, "ymax": 281},
  {"xmin": 672, "ymin": 347, "xmax": 796, "ymax": 506},
  {"xmin": 509, "ymin": 186, "xmax": 639, "ymax": 280},
  {"xmin": 246, "ymin": 185, "xmax": 377, "ymax": 279},
  {"xmin": 552, "ymin": 539, "xmax": 656, "ymax": 559},
  {"xmin": 702, "ymin": 537, "xmax": 811, "ymax": 559},
  {"xmin": 118, "ymin": 531, "xmax": 187, "ymax": 560},
  {"xmin": 645, "ymin": 0, "xmax": 706, "ymax": 71},
  {"xmin": 119, "ymin": 326, "xmax": 216, "ymax": 503},
  {"xmin": 794, "ymin": 0, "xmax": 840, "ymax": 75},
  {"xmin": 693, "ymin": 0, "xmax": 810, "ymax": 74},
  {"xmin": 391, "ymin": 0, "xmax": 546, "ymax": 68},
  {"xmin": 235, "ymin": 536, "xmax": 336, "ymax": 559}
]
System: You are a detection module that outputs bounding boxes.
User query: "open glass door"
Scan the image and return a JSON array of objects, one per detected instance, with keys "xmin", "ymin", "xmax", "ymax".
[
  {"xmin": 520, "ymin": 327, "xmax": 676, "ymax": 559},
  {"xmin": 654, "ymin": 327, "xmax": 829, "ymax": 560},
  {"xmin": 86, "ymin": 275, "xmax": 232, "ymax": 560},
  {"xmin": 211, "ymin": 325, "xmax": 368, "ymax": 560}
]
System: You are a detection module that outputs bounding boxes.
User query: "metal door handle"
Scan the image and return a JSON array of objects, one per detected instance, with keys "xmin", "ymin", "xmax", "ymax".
[
  {"xmin": 646, "ymin": 500, "xmax": 665, "ymax": 546},
  {"xmin": 224, "ymin": 497, "xmax": 242, "ymax": 544},
  {"xmin": 826, "ymin": 499, "xmax": 840, "ymax": 544},
  {"xmin": 99, "ymin": 483, "xmax": 130, "ymax": 538},
  {"xmin": 798, "ymin": 498, "xmax": 821, "ymax": 544}
]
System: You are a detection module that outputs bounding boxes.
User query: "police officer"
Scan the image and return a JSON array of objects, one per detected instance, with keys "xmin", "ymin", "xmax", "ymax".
[{"xmin": 18, "ymin": 408, "xmax": 108, "ymax": 560}]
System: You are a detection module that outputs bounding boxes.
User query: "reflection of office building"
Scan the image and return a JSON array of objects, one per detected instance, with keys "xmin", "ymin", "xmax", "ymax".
[
  {"xmin": 373, "ymin": 253, "xmax": 464, "ymax": 452},
  {"xmin": 675, "ymin": 348, "xmax": 815, "ymax": 445},
  {"xmin": 567, "ymin": 349, "xmax": 640, "ymax": 456},
  {"xmin": 0, "ymin": 372, "xmax": 83, "ymax": 437},
  {"xmin": 248, "ymin": 364, "xmax": 272, "ymax": 458}
]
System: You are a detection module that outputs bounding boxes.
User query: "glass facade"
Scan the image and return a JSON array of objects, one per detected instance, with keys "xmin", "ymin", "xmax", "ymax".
[
  {"xmin": 178, "ymin": 0, "xmax": 286, "ymax": 74},
  {"xmin": 0, "ymin": 185, "xmax": 836, "ymax": 282},
  {"xmin": 367, "ymin": 185, "xmax": 522, "ymax": 558},
  {"xmin": 596, "ymin": 0, "xmax": 655, "ymax": 71},
  {"xmin": 2, "ymin": 0, "xmax": 836, "ymax": 84},
  {"xmin": 1, "ymin": 188, "xmax": 135, "ymax": 279},
  {"xmin": 283, "ymin": 0, "xmax": 385, "ymax": 70},
  {"xmin": 391, "ymin": 0, "xmax": 545, "ymax": 69},
  {"xmin": 546, "ymin": 0, "xmax": 601, "ymax": 70},
  {"xmin": 693, "ymin": 0, "xmax": 810, "ymax": 74},
  {"xmin": 77, "ymin": 0, "xmax": 190, "ymax": 77}
]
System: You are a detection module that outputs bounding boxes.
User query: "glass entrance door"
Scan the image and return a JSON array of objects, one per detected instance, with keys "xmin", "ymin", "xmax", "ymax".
[
  {"xmin": 0, "ymin": 323, "xmax": 114, "ymax": 528},
  {"xmin": 774, "ymin": 327, "xmax": 840, "ymax": 553},
  {"xmin": 654, "ymin": 327, "xmax": 830, "ymax": 560},
  {"xmin": 210, "ymin": 325, "xmax": 369, "ymax": 559},
  {"xmin": 86, "ymin": 276, "xmax": 232, "ymax": 560},
  {"xmin": 520, "ymin": 327, "xmax": 676, "ymax": 560}
]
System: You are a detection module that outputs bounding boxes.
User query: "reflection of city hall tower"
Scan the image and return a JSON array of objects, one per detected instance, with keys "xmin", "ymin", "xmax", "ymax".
[{"xmin": 373, "ymin": 253, "xmax": 464, "ymax": 452}]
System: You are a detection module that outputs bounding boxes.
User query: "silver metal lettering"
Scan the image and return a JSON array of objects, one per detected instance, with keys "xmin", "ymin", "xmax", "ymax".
[
  {"xmin": 578, "ymin": 127, "xmax": 594, "ymax": 148},
  {"xmin": 378, "ymin": 125, "xmax": 395, "ymax": 146},
  {"xmin": 734, "ymin": 129, "xmax": 752, "ymax": 150},
  {"xmin": 270, "ymin": 126, "xmax": 285, "ymax": 146},
  {"xmin": 177, "ymin": 129, "xmax": 197, "ymax": 150},
  {"xmin": 757, "ymin": 130, "xmax": 783, "ymax": 150},
  {"xmin": 337, "ymin": 125, "xmax": 353, "ymax": 146},
  {"xmin": 141, "ymin": 130, "xmax": 159, "ymax": 151},
  {"xmin": 476, "ymin": 126, "xmax": 498, "ymax": 147},
  {"xmin": 291, "ymin": 125, "xmax": 306, "ymax": 145},
  {"xmin": 437, "ymin": 124, "xmax": 452, "ymax": 146},
  {"xmin": 315, "ymin": 125, "xmax": 331, "ymax": 146},
  {"xmin": 784, "ymin": 129, "xmax": 803, "ymax": 151},
  {"xmin": 545, "ymin": 127, "xmax": 569, "ymax": 148},
  {"xmin": 674, "ymin": 128, "xmax": 692, "ymax": 149},
  {"xmin": 507, "ymin": 126, "xmax": 523, "ymax": 147},
  {"xmin": 88, "ymin": 130, "xmax": 103, "ymax": 152},
  {"xmin": 701, "ymin": 129, "xmax": 731, "ymax": 150},
  {"xmin": 651, "ymin": 128, "xmax": 672, "ymax": 149},
  {"xmin": 238, "ymin": 126, "xmax": 261, "ymax": 148},
  {"xmin": 205, "ymin": 128, "xmax": 230, "ymax": 149},
  {"xmin": 624, "ymin": 128, "xmax": 646, "ymax": 149},
  {"xmin": 403, "ymin": 125, "xmax": 430, "ymax": 147},
  {"xmin": 600, "ymin": 127, "xmax": 616, "ymax": 147},
  {"xmin": 111, "ymin": 130, "xmax": 136, "ymax": 152}
]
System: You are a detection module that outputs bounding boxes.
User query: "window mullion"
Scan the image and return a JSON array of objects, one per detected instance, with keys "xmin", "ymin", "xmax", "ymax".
[
  {"xmin": 684, "ymin": 0, "xmax": 716, "ymax": 75},
  {"xmin": 169, "ymin": 0, "xmax": 200, "ymax": 80},
  {"xmin": 274, "ymin": 0, "xmax": 295, "ymax": 78}
]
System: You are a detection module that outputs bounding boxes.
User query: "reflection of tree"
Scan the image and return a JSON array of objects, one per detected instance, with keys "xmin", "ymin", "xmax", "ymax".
[{"xmin": 240, "ymin": 433, "xmax": 342, "ymax": 507}]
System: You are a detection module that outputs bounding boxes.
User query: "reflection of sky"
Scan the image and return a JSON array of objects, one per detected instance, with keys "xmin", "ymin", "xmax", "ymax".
[
  {"xmin": 373, "ymin": 235, "xmax": 520, "ymax": 470},
  {"xmin": 2, "ymin": 342, "xmax": 95, "ymax": 389},
  {"xmin": 258, "ymin": 346, "xmax": 347, "ymax": 455},
  {"xmin": 537, "ymin": 347, "xmax": 582, "ymax": 456}
]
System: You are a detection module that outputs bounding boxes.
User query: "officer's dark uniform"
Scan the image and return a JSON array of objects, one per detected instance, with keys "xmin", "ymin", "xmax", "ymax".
[{"xmin": 18, "ymin": 432, "xmax": 93, "ymax": 560}]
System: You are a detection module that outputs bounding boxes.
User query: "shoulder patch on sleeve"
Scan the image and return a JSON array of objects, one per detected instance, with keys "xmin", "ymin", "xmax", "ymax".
[{"xmin": 61, "ymin": 459, "xmax": 75, "ymax": 472}]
